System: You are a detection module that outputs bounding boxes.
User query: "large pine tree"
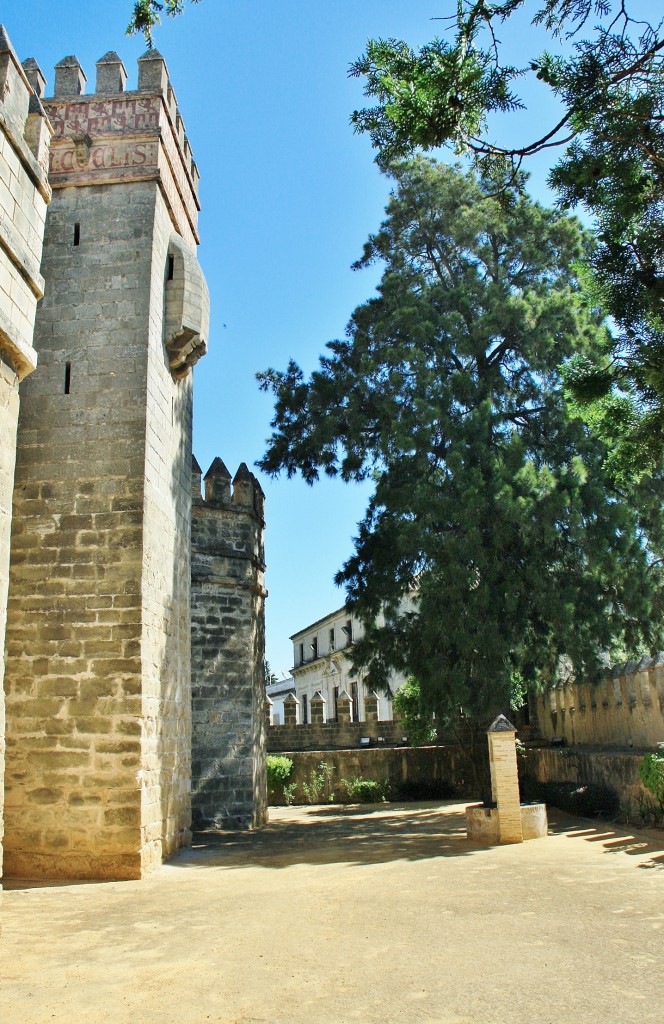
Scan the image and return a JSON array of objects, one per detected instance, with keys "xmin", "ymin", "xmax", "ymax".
[{"xmin": 259, "ymin": 159, "xmax": 662, "ymax": 790}]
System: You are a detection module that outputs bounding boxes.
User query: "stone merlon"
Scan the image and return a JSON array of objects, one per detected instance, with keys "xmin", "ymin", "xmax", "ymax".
[{"xmin": 204, "ymin": 456, "xmax": 232, "ymax": 505}]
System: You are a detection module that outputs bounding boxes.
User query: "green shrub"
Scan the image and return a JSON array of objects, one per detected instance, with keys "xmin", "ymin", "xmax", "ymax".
[
  {"xmin": 639, "ymin": 746, "xmax": 664, "ymax": 804},
  {"xmin": 393, "ymin": 678, "xmax": 436, "ymax": 746},
  {"xmin": 639, "ymin": 746, "xmax": 664, "ymax": 823},
  {"xmin": 301, "ymin": 762, "xmax": 334, "ymax": 803},
  {"xmin": 283, "ymin": 782, "xmax": 297, "ymax": 806},
  {"xmin": 266, "ymin": 755, "xmax": 293, "ymax": 804},
  {"xmin": 341, "ymin": 777, "xmax": 388, "ymax": 803}
]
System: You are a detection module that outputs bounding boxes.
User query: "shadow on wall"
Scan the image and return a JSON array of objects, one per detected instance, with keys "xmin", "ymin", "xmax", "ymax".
[{"xmin": 153, "ymin": 341, "xmax": 194, "ymax": 867}]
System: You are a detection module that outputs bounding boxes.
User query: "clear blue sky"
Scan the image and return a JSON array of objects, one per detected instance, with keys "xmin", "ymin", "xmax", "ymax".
[{"xmin": 4, "ymin": 1, "xmax": 659, "ymax": 677}]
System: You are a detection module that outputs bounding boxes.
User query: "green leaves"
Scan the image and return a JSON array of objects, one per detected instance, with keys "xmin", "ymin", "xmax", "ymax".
[
  {"xmin": 127, "ymin": 0, "xmax": 199, "ymax": 45},
  {"xmin": 259, "ymin": 159, "xmax": 663, "ymax": 733},
  {"xmin": 350, "ymin": 35, "xmax": 522, "ymax": 166},
  {"xmin": 351, "ymin": 3, "xmax": 664, "ymax": 469}
]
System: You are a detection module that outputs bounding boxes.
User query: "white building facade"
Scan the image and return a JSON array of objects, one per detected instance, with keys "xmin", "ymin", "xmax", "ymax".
[{"xmin": 290, "ymin": 607, "xmax": 406, "ymax": 723}]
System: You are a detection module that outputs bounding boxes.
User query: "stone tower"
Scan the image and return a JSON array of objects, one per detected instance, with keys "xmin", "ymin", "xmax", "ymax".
[
  {"xmin": 191, "ymin": 457, "xmax": 268, "ymax": 829},
  {"xmin": 0, "ymin": 27, "xmax": 52, "ymax": 879},
  {"xmin": 3, "ymin": 48, "xmax": 209, "ymax": 879}
]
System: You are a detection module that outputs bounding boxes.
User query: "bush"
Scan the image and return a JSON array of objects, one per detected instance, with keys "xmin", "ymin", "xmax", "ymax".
[
  {"xmin": 639, "ymin": 746, "xmax": 664, "ymax": 824},
  {"xmin": 301, "ymin": 761, "xmax": 334, "ymax": 803},
  {"xmin": 266, "ymin": 755, "xmax": 293, "ymax": 804},
  {"xmin": 393, "ymin": 678, "xmax": 437, "ymax": 746},
  {"xmin": 639, "ymin": 746, "xmax": 664, "ymax": 805},
  {"xmin": 341, "ymin": 777, "xmax": 388, "ymax": 803}
]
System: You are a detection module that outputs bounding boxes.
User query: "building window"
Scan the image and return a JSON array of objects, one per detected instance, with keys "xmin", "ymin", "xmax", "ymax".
[
  {"xmin": 302, "ymin": 693, "xmax": 308, "ymax": 724},
  {"xmin": 342, "ymin": 619, "xmax": 353, "ymax": 644},
  {"xmin": 298, "ymin": 642, "xmax": 304, "ymax": 666},
  {"xmin": 351, "ymin": 681, "xmax": 359, "ymax": 723},
  {"xmin": 329, "ymin": 627, "xmax": 335, "ymax": 651},
  {"xmin": 311, "ymin": 636, "xmax": 318, "ymax": 659}
]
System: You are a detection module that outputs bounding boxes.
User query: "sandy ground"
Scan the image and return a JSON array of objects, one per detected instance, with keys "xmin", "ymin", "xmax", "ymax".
[{"xmin": 1, "ymin": 801, "xmax": 663, "ymax": 1024}]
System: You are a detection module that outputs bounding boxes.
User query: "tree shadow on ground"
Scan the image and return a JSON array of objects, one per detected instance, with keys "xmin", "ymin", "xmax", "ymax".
[
  {"xmin": 7, "ymin": 801, "xmax": 662, "ymax": 888},
  {"xmin": 178, "ymin": 800, "xmax": 479, "ymax": 870},
  {"xmin": 175, "ymin": 800, "xmax": 664, "ymax": 873}
]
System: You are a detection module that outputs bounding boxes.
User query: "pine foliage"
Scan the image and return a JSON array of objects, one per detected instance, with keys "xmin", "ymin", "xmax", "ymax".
[{"xmin": 259, "ymin": 159, "xmax": 663, "ymax": 732}]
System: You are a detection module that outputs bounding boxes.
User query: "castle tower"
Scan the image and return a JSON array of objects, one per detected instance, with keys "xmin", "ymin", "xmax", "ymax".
[
  {"xmin": 191, "ymin": 457, "xmax": 268, "ymax": 829},
  {"xmin": 3, "ymin": 48, "xmax": 209, "ymax": 879},
  {"xmin": 0, "ymin": 27, "xmax": 52, "ymax": 879}
]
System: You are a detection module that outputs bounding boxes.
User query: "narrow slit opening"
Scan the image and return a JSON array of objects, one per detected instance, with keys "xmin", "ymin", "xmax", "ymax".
[
  {"xmin": 73, "ymin": 223, "xmax": 80, "ymax": 246},
  {"xmin": 64, "ymin": 361, "xmax": 71, "ymax": 394},
  {"xmin": 167, "ymin": 254, "xmax": 175, "ymax": 280}
]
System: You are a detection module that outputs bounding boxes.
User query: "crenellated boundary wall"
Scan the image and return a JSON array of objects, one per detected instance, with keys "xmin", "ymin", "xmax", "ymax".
[{"xmin": 533, "ymin": 654, "xmax": 664, "ymax": 750}]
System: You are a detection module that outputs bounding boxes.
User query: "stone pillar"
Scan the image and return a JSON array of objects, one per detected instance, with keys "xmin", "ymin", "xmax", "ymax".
[
  {"xmin": 364, "ymin": 692, "xmax": 379, "ymax": 722},
  {"xmin": 4, "ymin": 46, "xmax": 207, "ymax": 880},
  {"xmin": 0, "ymin": 27, "xmax": 51, "ymax": 881},
  {"xmin": 488, "ymin": 715, "xmax": 523, "ymax": 844},
  {"xmin": 191, "ymin": 459, "xmax": 268, "ymax": 830},
  {"xmin": 283, "ymin": 693, "xmax": 299, "ymax": 727},
  {"xmin": 310, "ymin": 691, "xmax": 326, "ymax": 724},
  {"xmin": 337, "ymin": 690, "xmax": 352, "ymax": 724}
]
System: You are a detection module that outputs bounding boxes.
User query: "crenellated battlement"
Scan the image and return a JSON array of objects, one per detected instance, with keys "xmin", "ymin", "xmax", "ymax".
[
  {"xmin": 42, "ymin": 47, "xmax": 200, "ymax": 246},
  {"xmin": 534, "ymin": 654, "xmax": 664, "ymax": 749},
  {"xmin": 195, "ymin": 456, "xmax": 266, "ymax": 522}
]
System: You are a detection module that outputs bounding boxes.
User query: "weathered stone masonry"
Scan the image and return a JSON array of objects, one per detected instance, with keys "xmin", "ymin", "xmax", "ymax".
[
  {"xmin": 0, "ymin": 27, "xmax": 52, "ymax": 880},
  {"xmin": 191, "ymin": 457, "xmax": 268, "ymax": 829},
  {"xmin": 3, "ymin": 45, "xmax": 209, "ymax": 880}
]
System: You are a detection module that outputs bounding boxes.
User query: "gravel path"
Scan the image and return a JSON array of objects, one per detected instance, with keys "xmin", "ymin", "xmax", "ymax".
[{"xmin": 1, "ymin": 801, "xmax": 663, "ymax": 1024}]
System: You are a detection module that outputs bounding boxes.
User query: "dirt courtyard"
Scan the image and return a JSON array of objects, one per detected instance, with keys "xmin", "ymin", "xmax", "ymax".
[{"xmin": 1, "ymin": 800, "xmax": 663, "ymax": 1024}]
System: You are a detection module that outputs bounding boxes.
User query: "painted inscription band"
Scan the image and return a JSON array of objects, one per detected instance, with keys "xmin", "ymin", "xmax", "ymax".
[
  {"xmin": 50, "ymin": 139, "xmax": 158, "ymax": 177},
  {"xmin": 44, "ymin": 97, "xmax": 161, "ymax": 138}
]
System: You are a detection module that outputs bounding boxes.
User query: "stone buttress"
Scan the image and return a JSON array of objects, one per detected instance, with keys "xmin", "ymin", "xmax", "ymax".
[
  {"xmin": 3, "ymin": 48, "xmax": 209, "ymax": 879},
  {"xmin": 191, "ymin": 457, "xmax": 268, "ymax": 829},
  {"xmin": 0, "ymin": 26, "xmax": 52, "ymax": 881}
]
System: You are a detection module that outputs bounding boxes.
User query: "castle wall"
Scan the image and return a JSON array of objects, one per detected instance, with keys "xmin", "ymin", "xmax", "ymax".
[
  {"xmin": 191, "ymin": 459, "xmax": 268, "ymax": 829},
  {"xmin": 0, "ymin": 27, "xmax": 51, "ymax": 879},
  {"xmin": 534, "ymin": 655, "xmax": 664, "ymax": 750},
  {"xmin": 3, "ymin": 49, "xmax": 208, "ymax": 879}
]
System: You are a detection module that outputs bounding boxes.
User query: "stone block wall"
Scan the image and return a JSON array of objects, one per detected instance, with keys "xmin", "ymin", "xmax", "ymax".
[
  {"xmin": 191, "ymin": 457, "xmax": 268, "ymax": 829},
  {"xmin": 274, "ymin": 743, "xmax": 658, "ymax": 826},
  {"xmin": 521, "ymin": 746, "xmax": 653, "ymax": 822},
  {"xmin": 269, "ymin": 745, "xmax": 472, "ymax": 803},
  {"xmin": 3, "ymin": 47, "xmax": 208, "ymax": 879},
  {"xmin": 267, "ymin": 718, "xmax": 407, "ymax": 753},
  {"xmin": 0, "ymin": 26, "xmax": 51, "ymax": 879},
  {"xmin": 534, "ymin": 655, "xmax": 664, "ymax": 750}
]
